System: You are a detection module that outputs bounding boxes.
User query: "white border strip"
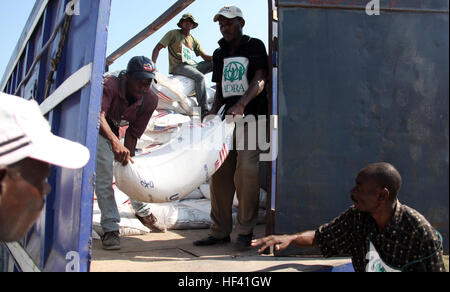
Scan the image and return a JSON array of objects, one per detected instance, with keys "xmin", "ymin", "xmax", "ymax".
[
  {"xmin": 5, "ymin": 242, "xmax": 41, "ymax": 272},
  {"xmin": 1, "ymin": 0, "xmax": 50, "ymax": 91},
  {"xmin": 40, "ymin": 63, "xmax": 92, "ymax": 115}
]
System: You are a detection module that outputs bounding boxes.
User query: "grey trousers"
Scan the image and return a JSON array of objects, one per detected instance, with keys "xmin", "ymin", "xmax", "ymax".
[
  {"xmin": 172, "ymin": 61, "xmax": 213, "ymax": 115},
  {"xmin": 95, "ymin": 135, "xmax": 148, "ymax": 232}
]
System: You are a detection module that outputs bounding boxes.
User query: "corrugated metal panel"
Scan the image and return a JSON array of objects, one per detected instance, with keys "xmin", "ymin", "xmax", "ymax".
[{"xmin": 275, "ymin": 0, "xmax": 449, "ymax": 254}]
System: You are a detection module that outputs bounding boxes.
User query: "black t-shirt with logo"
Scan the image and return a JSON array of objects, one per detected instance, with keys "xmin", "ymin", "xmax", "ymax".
[{"xmin": 212, "ymin": 35, "xmax": 268, "ymax": 117}]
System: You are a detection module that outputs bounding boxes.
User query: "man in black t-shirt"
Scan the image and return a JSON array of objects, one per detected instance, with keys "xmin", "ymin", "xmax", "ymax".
[{"xmin": 193, "ymin": 6, "xmax": 269, "ymax": 251}]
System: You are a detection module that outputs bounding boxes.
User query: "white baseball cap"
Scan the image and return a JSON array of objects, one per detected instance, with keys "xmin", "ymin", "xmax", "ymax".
[
  {"xmin": 0, "ymin": 92, "xmax": 90, "ymax": 169},
  {"xmin": 213, "ymin": 5, "xmax": 244, "ymax": 22}
]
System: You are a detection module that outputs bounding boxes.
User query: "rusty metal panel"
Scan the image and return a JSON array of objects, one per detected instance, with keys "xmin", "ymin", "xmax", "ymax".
[{"xmin": 275, "ymin": 1, "xmax": 449, "ymax": 254}]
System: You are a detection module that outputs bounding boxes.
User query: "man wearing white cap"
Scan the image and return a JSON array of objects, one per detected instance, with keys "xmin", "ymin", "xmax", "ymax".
[
  {"xmin": 0, "ymin": 92, "xmax": 90, "ymax": 243},
  {"xmin": 194, "ymin": 6, "xmax": 269, "ymax": 251}
]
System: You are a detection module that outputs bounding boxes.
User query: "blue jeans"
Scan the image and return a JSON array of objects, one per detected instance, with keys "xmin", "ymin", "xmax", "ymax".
[
  {"xmin": 172, "ymin": 61, "xmax": 213, "ymax": 115},
  {"xmin": 95, "ymin": 135, "xmax": 149, "ymax": 232}
]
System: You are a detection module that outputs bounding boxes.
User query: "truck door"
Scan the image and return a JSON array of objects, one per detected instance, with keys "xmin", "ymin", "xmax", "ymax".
[
  {"xmin": 1, "ymin": 0, "xmax": 111, "ymax": 271},
  {"xmin": 272, "ymin": 0, "xmax": 449, "ymax": 255}
]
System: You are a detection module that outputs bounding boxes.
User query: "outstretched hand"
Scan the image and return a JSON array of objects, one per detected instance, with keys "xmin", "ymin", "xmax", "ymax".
[{"xmin": 251, "ymin": 235, "xmax": 297, "ymax": 254}]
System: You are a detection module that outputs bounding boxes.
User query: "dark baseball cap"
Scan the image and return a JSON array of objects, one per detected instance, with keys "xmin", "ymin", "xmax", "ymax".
[{"xmin": 127, "ymin": 56, "xmax": 156, "ymax": 80}]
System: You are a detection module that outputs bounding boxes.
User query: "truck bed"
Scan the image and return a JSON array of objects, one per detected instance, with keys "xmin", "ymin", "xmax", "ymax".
[{"xmin": 90, "ymin": 225, "xmax": 352, "ymax": 272}]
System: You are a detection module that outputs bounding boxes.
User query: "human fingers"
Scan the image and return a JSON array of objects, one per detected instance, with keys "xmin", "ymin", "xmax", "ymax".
[
  {"xmin": 252, "ymin": 237, "xmax": 276, "ymax": 253},
  {"xmin": 119, "ymin": 151, "xmax": 127, "ymax": 164},
  {"xmin": 277, "ymin": 240, "xmax": 291, "ymax": 250},
  {"xmin": 121, "ymin": 152, "xmax": 132, "ymax": 166},
  {"xmin": 114, "ymin": 152, "xmax": 124, "ymax": 164},
  {"xmin": 251, "ymin": 238, "xmax": 265, "ymax": 247}
]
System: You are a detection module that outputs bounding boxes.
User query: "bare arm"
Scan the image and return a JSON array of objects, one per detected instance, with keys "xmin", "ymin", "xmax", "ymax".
[
  {"xmin": 227, "ymin": 68, "xmax": 267, "ymax": 116},
  {"xmin": 152, "ymin": 43, "xmax": 165, "ymax": 63},
  {"xmin": 124, "ymin": 130, "xmax": 138, "ymax": 158},
  {"xmin": 200, "ymin": 52, "xmax": 212, "ymax": 63},
  {"xmin": 251, "ymin": 231, "xmax": 317, "ymax": 254},
  {"xmin": 99, "ymin": 112, "xmax": 132, "ymax": 166}
]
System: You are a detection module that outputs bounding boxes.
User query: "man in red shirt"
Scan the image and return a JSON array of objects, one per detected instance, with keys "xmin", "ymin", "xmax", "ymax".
[{"xmin": 97, "ymin": 56, "xmax": 166, "ymax": 251}]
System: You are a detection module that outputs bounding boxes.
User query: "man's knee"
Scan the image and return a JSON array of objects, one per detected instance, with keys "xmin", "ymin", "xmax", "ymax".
[{"xmin": 193, "ymin": 72, "xmax": 205, "ymax": 82}]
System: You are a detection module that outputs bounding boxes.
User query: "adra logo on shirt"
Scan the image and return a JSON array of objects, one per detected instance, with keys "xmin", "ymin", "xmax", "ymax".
[
  {"xmin": 181, "ymin": 43, "xmax": 196, "ymax": 65},
  {"xmin": 224, "ymin": 61, "xmax": 246, "ymax": 82},
  {"xmin": 222, "ymin": 57, "xmax": 249, "ymax": 98},
  {"xmin": 183, "ymin": 48, "xmax": 190, "ymax": 60}
]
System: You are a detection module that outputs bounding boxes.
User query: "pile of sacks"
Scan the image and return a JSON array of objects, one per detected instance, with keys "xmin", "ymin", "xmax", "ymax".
[
  {"xmin": 92, "ymin": 183, "xmax": 267, "ymax": 238},
  {"xmin": 137, "ymin": 72, "xmax": 215, "ymax": 150},
  {"xmin": 92, "ymin": 73, "xmax": 266, "ymax": 237}
]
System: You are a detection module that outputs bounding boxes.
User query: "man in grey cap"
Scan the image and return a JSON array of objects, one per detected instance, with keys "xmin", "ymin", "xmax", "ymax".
[
  {"xmin": 152, "ymin": 13, "xmax": 213, "ymax": 116},
  {"xmin": 96, "ymin": 56, "xmax": 166, "ymax": 251}
]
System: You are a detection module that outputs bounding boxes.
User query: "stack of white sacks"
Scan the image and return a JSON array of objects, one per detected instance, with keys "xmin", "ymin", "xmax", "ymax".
[
  {"xmin": 136, "ymin": 72, "xmax": 215, "ymax": 149},
  {"xmin": 92, "ymin": 183, "xmax": 267, "ymax": 238},
  {"xmin": 92, "ymin": 73, "xmax": 266, "ymax": 238}
]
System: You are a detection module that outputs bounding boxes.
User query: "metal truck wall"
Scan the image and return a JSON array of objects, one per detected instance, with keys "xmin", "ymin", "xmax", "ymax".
[
  {"xmin": 1, "ymin": 0, "xmax": 111, "ymax": 271},
  {"xmin": 275, "ymin": 0, "xmax": 449, "ymax": 254}
]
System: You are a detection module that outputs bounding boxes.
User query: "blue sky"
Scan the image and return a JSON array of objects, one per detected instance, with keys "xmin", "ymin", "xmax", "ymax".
[
  {"xmin": 0, "ymin": 1, "xmax": 35, "ymax": 78},
  {"xmin": 0, "ymin": 1, "xmax": 268, "ymax": 83}
]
